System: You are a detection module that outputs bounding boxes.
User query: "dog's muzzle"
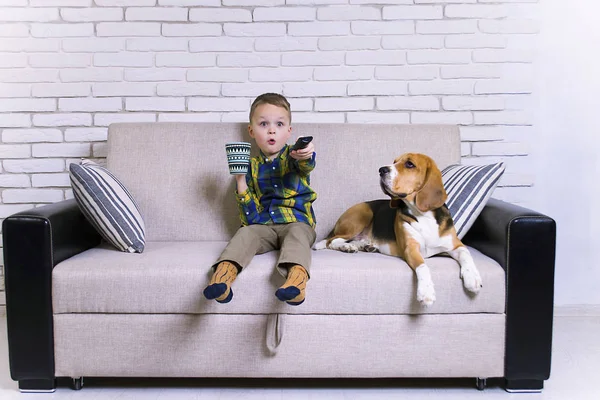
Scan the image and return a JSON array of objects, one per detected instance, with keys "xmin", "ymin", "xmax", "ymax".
[
  {"xmin": 379, "ymin": 166, "xmax": 391, "ymax": 176},
  {"xmin": 379, "ymin": 167, "xmax": 407, "ymax": 199}
]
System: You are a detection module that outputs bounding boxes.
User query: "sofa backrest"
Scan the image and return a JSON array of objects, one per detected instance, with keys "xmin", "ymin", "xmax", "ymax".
[{"xmin": 107, "ymin": 123, "xmax": 460, "ymax": 242}]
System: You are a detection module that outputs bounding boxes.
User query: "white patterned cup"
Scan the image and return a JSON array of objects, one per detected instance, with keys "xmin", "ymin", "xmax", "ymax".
[{"xmin": 225, "ymin": 142, "xmax": 251, "ymax": 175}]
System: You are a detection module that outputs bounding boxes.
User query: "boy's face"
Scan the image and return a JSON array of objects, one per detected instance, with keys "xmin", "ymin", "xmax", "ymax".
[{"xmin": 248, "ymin": 103, "xmax": 292, "ymax": 159}]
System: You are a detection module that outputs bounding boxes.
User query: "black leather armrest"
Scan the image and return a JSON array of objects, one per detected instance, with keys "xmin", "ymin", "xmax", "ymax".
[
  {"xmin": 2, "ymin": 199, "xmax": 101, "ymax": 385},
  {"xmin": 463, "ymin": 198, "xmax": 556, "ymax": 387}
]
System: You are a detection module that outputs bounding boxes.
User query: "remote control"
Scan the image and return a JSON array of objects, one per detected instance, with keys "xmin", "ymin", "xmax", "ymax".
[{"xmin": 291, "ymin": 136, "xmax": 313, "ymax": 151}]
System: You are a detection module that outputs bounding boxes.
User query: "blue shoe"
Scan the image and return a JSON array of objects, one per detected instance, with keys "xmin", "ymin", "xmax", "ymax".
[
  {"xmin": 203, "ymin": 283, "xmax": 227, "ymax": 300},
  {"xmin": 275, "ymin": 286, "xmax": 300, "ymax": 302},
  {"xmin": 216, "ymin": 288, "xmax": 233, "ymax": 304}
]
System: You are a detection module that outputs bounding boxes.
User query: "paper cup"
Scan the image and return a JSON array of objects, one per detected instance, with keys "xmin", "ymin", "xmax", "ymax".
[{"xmin": 225, "ymin": 142, "xmax": 251, "ymax": 175}]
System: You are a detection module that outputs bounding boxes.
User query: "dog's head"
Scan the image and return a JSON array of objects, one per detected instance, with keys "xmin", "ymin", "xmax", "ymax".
[{"xmin": 379, "ymin": 153, "xmax": 447, "ymax": 212}]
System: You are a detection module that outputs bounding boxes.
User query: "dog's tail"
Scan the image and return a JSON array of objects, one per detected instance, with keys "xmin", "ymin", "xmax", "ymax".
[
  {"xmin": 313, "ymin": 239, "xmax": 328, "ymax": 250},
  {"xmin": 313, "ymin": 228, "xmax": 334, "ymax": 250}
]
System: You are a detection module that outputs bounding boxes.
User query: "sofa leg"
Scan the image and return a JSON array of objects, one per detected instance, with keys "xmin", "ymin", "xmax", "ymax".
[
  {"xmin": 505, "ymin": 379, "xmax": 543, "ymax": 393},
  {"xmin": 475, "ymin": 378, "xmax": 487, "ymax": 391},
  {"xmin": 71, "ymin": 377, "xmax": 84, "ymax": 390},
  {"xmin": 18, "ymin": 379, "xmax": 56, "ymax": 393}
]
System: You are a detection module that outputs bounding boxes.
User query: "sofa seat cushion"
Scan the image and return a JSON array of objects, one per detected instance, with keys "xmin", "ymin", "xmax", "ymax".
[{"xmin": 53, "ymin": 241, "xmax": 505, "ymax": 315}]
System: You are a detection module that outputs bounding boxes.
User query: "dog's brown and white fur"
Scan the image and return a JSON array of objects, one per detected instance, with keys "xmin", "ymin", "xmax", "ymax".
[{"xmin": 314, "ymin": 153, "xmax": 482, "ymax": 306}]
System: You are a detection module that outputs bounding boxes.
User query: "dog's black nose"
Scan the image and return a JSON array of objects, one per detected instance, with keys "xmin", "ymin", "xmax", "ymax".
[{"xmin": 379, "ymin": 166, "xmax": 390, "ymax": 176}]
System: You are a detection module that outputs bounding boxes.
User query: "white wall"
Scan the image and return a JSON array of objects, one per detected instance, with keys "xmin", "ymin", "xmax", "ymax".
[
  {"xmin": 3, "ymin": 0, "xmax": 594, "ymax": 307},
  {"xmin": 533, "ymin": 0, "xmax": 600, "ymax": 305}
]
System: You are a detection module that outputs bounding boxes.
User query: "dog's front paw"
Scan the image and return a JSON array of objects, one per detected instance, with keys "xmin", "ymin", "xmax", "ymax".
[
  {"xmin": 461, "ymin": 266, "xmax": 482, "ymax": 293},
  {"xmin": 417, "ymin": 282, "xmax": 436, "ymax": 306},
  {"xmin": 416, "ymin": 265, "xmax": 436, "ymax": 306}
]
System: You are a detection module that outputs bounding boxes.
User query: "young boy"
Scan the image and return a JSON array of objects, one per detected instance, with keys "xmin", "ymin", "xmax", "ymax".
[{"xmin": 203, "ymin": 93, "xmax": 317, "ymax": 306}]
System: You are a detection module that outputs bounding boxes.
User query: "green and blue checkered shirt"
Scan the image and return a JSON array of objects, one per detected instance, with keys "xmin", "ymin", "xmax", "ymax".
[{"xmin": 236, "ymin": 144, "xmax": 317, "ymax": 229}]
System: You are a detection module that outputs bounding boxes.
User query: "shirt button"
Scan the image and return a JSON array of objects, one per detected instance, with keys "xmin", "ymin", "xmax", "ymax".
[
  {"xmin": 271, "ymin": 211, "xmax": 275, "ymax": 215},
  {"xmin": 272, "ymin": 167, "xmax": 276, "ymax": 170},
  {"xmin": 245, "ymin": 212, "xmax": 249, "ymax": 215},
  {"xmin": 274, "ymin": 184, "xmax": 278, "ymax": 188}
]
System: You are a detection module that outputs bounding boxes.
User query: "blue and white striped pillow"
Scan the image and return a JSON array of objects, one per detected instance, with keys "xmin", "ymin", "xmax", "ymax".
[
  {"xmin": 69, "ymin": 159, "xmax": 146, "ymax": 253},
  {"xmin": 442, "ymin": 162, "xmax": 505, "ymax": 239}
]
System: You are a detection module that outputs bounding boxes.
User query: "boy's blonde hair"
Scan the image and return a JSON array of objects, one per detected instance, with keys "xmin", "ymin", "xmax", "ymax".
[{"xmin": 249, "ymin": 93, "xmax": 292, "ymax": 123}]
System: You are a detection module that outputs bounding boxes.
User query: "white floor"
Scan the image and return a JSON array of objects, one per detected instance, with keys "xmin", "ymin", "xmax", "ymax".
[{"xmin": 1, "ymin": 315, "xmax": 599, "ymax": 399}]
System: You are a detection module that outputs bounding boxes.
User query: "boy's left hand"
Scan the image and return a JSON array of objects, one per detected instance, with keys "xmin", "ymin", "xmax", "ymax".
[{"xmin": 290, "ymin": 141, "xmax": 315, "ymax": 161}]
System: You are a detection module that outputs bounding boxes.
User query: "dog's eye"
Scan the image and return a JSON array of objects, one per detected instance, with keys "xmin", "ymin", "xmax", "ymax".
[{"xmin": 405, "ymin": 161, "xmax": 415, "ymax": 169}]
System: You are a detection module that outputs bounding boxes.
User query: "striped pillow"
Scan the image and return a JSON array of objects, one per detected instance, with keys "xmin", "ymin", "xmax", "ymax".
[
  {"xmin": 69, "ymin": 159, "xmax": 145, "ymax": 253},
  {"xmin": 442, "ymin": 162, "xmax": 505, "ymax": 239}
]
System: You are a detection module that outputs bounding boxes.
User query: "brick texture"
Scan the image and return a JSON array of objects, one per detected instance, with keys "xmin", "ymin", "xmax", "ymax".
[{"xmin": 0, "ymin": 1, "xmax": 539, "ymax": 299}]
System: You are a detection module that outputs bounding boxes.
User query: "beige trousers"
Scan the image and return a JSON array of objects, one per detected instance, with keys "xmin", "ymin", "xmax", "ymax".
[{"xmin": 214, "ymin": 222, "xmax": 316, "ymax": 278}]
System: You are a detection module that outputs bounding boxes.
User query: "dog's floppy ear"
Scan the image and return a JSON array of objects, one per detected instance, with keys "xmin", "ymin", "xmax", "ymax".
[{"xmin": 415, "ymin": 158, "xmax": 447, "ymax": 212}]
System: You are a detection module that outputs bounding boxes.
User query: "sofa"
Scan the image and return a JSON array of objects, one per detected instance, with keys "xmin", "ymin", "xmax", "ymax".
[{"xmin": 2, "ymin": 123, "xmax": 556, "ymax": 393}]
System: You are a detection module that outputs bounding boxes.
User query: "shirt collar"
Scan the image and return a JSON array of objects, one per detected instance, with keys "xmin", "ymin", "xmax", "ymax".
[{"xmin": 259, "ymin": 144, "xmax": 289, "ymax": 163}]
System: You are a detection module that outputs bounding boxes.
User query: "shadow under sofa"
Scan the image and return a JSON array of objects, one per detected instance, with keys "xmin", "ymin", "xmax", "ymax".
[{"xmin": 2, "ymin": 123, "xmax": 556, "ymax": 393}]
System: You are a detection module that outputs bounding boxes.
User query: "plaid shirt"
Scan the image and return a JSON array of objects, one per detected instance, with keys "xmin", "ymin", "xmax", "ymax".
[{"xmin": 236, "ymin": 144, "xmax": 317, "ymax": 228}]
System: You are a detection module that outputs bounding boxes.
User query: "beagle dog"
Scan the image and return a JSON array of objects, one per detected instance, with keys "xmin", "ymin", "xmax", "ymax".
[{"xmin": 314, "ymin": 153, "xmax": 482, "ymax": 306}]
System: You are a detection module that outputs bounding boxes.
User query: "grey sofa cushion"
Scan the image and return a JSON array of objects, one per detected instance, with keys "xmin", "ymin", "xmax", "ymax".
[{"xmin": 53, "ymin": 241, "xmax": 505, "ymax": 315}]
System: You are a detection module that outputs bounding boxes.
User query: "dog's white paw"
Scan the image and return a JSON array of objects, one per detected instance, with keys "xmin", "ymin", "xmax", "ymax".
[
  {"xmin": 339, "ymin": 243, "xmax": 358, "ymax": 253},
  {"xmin": 417, "ymin": 281, "xmax": 436, "ymax": 306},
  {"xmin": 461, "ymin": 266, "xmax": 482, "ymax": 293},
  {"xmin": 353, "ymin": 239, "xmax": 379, "ymax": 253},
  {"xmin": 415, "ymin": 264, "xmax": 436, "ymax": 306},
  {"xmin": 449, "ymin": 247, "xmax": 482, "ymax": 294}
]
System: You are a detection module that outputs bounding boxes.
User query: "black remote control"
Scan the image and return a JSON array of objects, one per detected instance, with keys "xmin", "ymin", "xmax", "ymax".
[{"xmin": 291, "ymin": 136, "xmax": 313, "ymax": 151}]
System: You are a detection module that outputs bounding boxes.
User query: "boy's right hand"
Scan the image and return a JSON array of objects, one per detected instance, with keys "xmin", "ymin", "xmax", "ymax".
[{"xmin": 290, "ymin": 141, "xmax": 314, "ymax": 161}]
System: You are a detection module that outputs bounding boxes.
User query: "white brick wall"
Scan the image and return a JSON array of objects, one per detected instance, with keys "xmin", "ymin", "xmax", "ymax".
[{"xmin": 0, "ymin": 1, "xmax": 539, "ymax": 297}]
